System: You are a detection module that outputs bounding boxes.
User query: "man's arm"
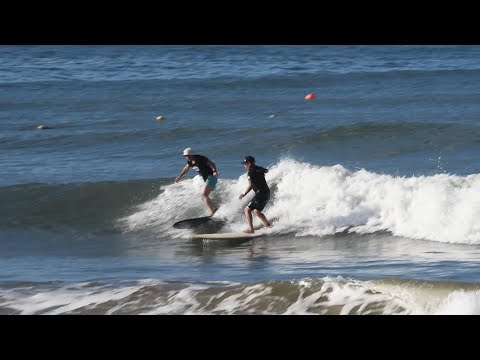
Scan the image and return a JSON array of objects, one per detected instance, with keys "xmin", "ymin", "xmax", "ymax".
[
  {"xmin": 239, "ymin": 181, "xmax": 252, "ymax": 200},
  {"xmin": 176, "ymin": 164, "xmax": 190, "ymax": 183},
  {"xmin": 207, "ymin": 159, "xmax": 219, "ymax": 176}
]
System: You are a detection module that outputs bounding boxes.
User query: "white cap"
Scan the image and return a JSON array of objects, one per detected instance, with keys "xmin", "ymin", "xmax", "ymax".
[{"xmin": 182, "ymin": 147, "xmax": 194, "ymax": 156}]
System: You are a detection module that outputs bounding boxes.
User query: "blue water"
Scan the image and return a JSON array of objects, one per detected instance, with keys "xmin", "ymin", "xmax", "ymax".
[{"xmin": 2, "ymin": 45, "xmax": 480, "ymax": 314}]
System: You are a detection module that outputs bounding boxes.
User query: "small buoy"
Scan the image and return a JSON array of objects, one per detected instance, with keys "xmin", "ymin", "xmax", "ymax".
[
  {"xmin": 305, "ymin": 93, "xmax": 315, "ymax": 100},
  {"xmin": 36, "ymin": 124, "xmax": 53, "ymax": 130},
  {"xmin": 156, "ymin": 115, "xmax": 165, "ymax": 121}
]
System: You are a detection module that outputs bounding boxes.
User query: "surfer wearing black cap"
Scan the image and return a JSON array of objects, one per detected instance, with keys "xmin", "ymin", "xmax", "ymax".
[{"xmin": 239, "ymin": 156, "xmax": 271, "ymax": 233}]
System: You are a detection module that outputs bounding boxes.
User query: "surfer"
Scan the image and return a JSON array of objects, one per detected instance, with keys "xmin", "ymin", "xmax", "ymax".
[
  {"xmin": 239, "ymin": 156, "xmax": 271, "ymax": 233},
  {"xmin": 176, "ymin": 147, "xmax": 219, "ymax": 217}
]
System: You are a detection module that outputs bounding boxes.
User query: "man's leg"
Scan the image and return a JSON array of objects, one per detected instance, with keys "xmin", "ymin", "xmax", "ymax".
[
  {"xmin": 201, "ymin": 184, "xmax": 217, "ymax": 216},
  {"xmin": 244, "ymin": 206, "xmax": 254, "ymax": 233},
  {"xmin": 254, "ymin": 209, "xmax": 271, "ymax": 228}
]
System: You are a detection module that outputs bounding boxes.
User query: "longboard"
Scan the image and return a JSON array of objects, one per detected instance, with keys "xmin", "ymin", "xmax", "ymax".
[
  {"xmin": 173, "ymin": 216, "xmax": 225, "ymax": 229},
  {"xmin": 191, "ymin": 228, "xmax": 269, "ymax": 240}
]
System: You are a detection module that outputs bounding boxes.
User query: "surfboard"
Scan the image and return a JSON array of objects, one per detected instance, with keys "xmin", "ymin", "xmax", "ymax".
[
  {"xmin": 173, "ymin": 216, "xmax": 225, "ymax": 229},
  {"xmin": 191, "ymin": 228, "xmax": 269, "ymax": 240}
]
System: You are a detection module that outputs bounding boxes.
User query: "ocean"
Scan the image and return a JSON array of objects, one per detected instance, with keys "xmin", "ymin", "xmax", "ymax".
[{"xmin": 1, "ymin": 45, "xmax": 480, "ymax": 314}]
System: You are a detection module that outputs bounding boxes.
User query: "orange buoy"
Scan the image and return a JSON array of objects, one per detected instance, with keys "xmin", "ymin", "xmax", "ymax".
[{"xmin": 305, "ymin": 93, "xmax": 315, "ymax": 100}]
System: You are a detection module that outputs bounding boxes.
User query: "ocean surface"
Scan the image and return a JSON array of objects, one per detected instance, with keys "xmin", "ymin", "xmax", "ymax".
[{"xmin": 1, "ymin": 45, "xmax": 480, "ymax": 315}]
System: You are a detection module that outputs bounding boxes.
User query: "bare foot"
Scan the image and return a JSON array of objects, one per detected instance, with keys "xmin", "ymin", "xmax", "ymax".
[
  {"xmin": 209, "ymin": 207, "xmax": 219, "ymax": 217},
  {"xmin": 243, "ymin": 229, "xmax": 254, "ymax": 234}
]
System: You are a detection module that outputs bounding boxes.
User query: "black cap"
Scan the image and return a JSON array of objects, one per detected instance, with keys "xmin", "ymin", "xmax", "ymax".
[{"xmin": 242, "ymin": 156, "xmax": 255, "ymax": 164}]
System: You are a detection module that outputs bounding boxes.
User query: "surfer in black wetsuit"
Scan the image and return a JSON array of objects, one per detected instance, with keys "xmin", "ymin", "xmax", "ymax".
[
  {"xmin": 239, "ymin": 156, "xmax": 271, "ymax": 233},
  {"xmin": 176, "ymin": 147, "xmax": 219, "ymax": 216}
]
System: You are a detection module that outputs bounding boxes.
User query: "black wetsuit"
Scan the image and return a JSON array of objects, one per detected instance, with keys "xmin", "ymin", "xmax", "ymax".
[
  {"xmin": 247, "ymin": 165, "xmax": 270, "ymax": 211},
  {"xmin": 187, "ymin": 155, "xmax": 213, "ymax": 181}
]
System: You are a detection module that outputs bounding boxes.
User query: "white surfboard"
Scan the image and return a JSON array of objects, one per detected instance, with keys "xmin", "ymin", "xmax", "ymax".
[{"xmin": 191, "ymin": 228, "xmax": 269, "ymax": 240}]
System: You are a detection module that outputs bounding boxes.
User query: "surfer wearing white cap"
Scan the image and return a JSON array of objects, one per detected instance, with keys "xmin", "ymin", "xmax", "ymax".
[{"xmin": 176, "ymin": 148, "xmax": 219, "ymax": 216}]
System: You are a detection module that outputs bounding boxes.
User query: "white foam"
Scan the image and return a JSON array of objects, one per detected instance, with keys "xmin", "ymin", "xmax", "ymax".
[
  {"xmin": 2, "ymin": 277, "xmax": 479, "ymax": 315},
  {"xmin": 281, "ymin": 277, "xmax": 480, "ymax": 315},
  {"xmin": 1, "ymin": 282, "xmax": 144, "ymax": 315},
  {"xmin": 434, "ymin": 290, "xmax": 480, "ymax": 315},
  {"xmin": 121, "ymin": 157, "xmax": 480, "ymax": 244}
]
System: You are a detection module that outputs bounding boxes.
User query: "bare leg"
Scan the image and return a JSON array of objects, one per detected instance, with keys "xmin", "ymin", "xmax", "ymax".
[
  {"xmin": 253, "ymin": 209, "xmax": 271, "ymax": 228},
  {"xmin": 201, "ymin": 185, "xmax": 217, "ymax": 216},
  {"xmin": 243, "ymin": 207, "xmax": 254, "ymax": 233}
]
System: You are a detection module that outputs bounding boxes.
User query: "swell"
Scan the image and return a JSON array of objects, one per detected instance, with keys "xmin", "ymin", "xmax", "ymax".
[
  {"xmin": 4, "ymin": 121, "xmax": 480, "ymax": 153},
  {"xmin": 1, "ymin": 67, "xmax": 480, "ymax": 85},
  {"xmin": 0, "ymin": 179, "xmax": 169, "ymax": 231},
  {"xmin": 1, "ymin": 277, "xmax": 478, "ymax": 315},
  {"xmin": 225, "ymin": 121, "xmax": 480, "ymax": 156}
]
